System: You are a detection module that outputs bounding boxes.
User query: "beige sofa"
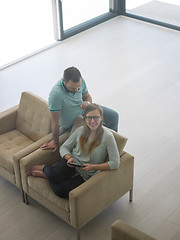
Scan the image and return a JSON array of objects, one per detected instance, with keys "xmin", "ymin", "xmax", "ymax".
[
  {"xmin": 0, "ymin": 92, "xmax": 56, "ymax": 201},
  {"xmin": 20, "ymin": 116, "xmax": 134, "ymax": 240},
  {"xmin": 111, "ymin": 219, "xmax": 156, "ymax": 240}
]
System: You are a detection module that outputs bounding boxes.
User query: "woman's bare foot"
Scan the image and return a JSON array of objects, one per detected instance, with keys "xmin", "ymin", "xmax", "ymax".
[
  {"xmin": 26, "ymin": 164, "xmax": 46, "ymax": 176},
  {"xmin": 32, "ymin": 164, "xmax": 46, "ymax": 171},
  {"xmin": 31, "ymin": 170, "xmax": 46, "ymax": 178},
  {"xmin": 26, "ymin": 167, "xmax": 32, "ymax": 176}
]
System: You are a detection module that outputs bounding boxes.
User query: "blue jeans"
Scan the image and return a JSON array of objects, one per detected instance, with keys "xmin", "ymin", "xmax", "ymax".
[
  {"xmin": 43, "ymin": 158, "xmax": 85, "ymax": 199},
  {"xmin": 100, "ymin": 105, "xmax": 119, "ymax": 132}
]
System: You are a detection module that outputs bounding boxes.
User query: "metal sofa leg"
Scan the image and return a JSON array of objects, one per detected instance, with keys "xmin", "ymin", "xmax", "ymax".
[
  {"xmin": 21, "ymin": 189, "xmax": 25, "ymax": 203},
  {"xmin": 129, "ymin": 188, "xmax": 133, "ymax": 202},
  {"xmin": 24, "ymin": 192, "xmax": 29, "ymax": 205},
  {"xmin": 77, "ymin": 229, "xmax": 80, "ymax": 240}
]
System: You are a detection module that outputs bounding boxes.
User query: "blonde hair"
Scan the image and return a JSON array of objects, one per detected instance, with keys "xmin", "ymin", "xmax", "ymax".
[{"xmin": 79, "ymin": 104, "xmax": 104, "ymax": 155}]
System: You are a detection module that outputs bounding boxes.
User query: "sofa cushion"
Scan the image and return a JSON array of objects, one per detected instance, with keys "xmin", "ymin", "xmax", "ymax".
[
  {"xmin": 110, "ymin": 131, "xmax": 128, "ymax": 155},
  {"xmin": 16, "ymin": 92, "xmax": 51, "ymax": 141},
  {"xmin": 70, "ymin": 116, "xmax": 84, "ymax": 135},
  {"xmin": 28, "ymin": 176, "xmax": 70, "ymax": 212},
  {"xmin": 0, "ymin": 130, "xmax": 33, "ymax": 173}
]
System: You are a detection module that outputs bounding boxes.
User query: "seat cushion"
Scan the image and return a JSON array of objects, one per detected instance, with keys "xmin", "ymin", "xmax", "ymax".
[
  {"xmin": 0, "ymin": 130, "xmax": 33, "ymax": 173},
  {"xmin": 28, "ymin": 176, "xmax": 70, "ymax": 212}
]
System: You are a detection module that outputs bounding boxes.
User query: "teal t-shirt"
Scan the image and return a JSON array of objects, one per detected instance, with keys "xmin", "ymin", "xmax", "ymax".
[{"xmin": 48, "ymin": 78, "xmax": 88, "ymax": 129}]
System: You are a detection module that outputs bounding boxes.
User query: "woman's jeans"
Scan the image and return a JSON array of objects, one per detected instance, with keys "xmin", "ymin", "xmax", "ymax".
[{"xmin": 43, "ymin": 158, "xmax": 85, "ymax": 198}]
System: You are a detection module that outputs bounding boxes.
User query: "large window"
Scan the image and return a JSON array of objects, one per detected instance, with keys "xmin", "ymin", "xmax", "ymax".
[
  {"xmin": 1, "ymin": 1, "xmax": 179, "ymax": 69},
  {"xmin": 1, "ymin": 0, "xmax": 117, "ymax": 69},
  {"xmin": 0, "ymin": 0, "xmax": 55, "ymax": 68},
  {"xmin": 62, "ymin": 0, "xmax": 109, "ymax": 30},
  {"xmin": 125, "ymin": 0, "xmax": 180, "ymax": 28},
  {"xmin": 59, "ymin": 0, "xmax": 118, "ymax": 40}
]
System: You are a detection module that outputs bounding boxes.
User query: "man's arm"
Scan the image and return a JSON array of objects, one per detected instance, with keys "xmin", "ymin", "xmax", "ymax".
[
  {"xmin": 82, "ymin": 92, "xmax": 92, "ymax": 103},
  {"xmin": 51, "ymin": 111, "xmax": 61, "ymax": 145},
  {"xmin": 41, "ymin": 111, "xmax": 61, "ymax": 152},
  {"xmin": 81, "ymin": 92, "xmax": 92, "ymax": 109}
]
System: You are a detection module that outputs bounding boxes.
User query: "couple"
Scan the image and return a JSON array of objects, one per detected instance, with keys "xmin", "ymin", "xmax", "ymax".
[{"xmin": 28, "ymin": 104, "xmax": 120, "ymax": 199}]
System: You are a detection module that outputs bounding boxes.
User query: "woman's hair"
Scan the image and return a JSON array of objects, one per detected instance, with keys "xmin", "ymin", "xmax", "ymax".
[{"xmin": 79, "ymin": 104, "xmax": 104, "ymax": 155}]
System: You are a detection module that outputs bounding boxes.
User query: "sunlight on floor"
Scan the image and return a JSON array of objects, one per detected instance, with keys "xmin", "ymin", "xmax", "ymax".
[{"xmin": 126, "ymin": 0, "xmax": 180, "ymax": 10}]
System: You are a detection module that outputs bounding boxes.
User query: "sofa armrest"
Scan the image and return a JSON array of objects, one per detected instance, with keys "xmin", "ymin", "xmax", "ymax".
[
  {"xmin": 13, "ymin": 132, "xmax": 52, "ymax": 188},
  {"xmin": 69, "ymin": 152, "xmax": 134, "ymax": 229},
  {"xmin": 111, "ymin": 219, "xmax": 156, "ymax": 240},
  {"xmin": 15, "ymin": 132, "xmax": 69, "ymax": 189},
  {"xmin": 0, "ymin": 105, "xmax": 18, "ymax": 134}
]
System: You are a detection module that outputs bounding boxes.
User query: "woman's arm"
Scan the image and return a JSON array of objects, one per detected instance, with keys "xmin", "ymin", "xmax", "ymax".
[
  {"xmin": 83, "ymin": 162, "xmax": 110, "ymax": 172},
  {"xmin": 106, "ymin": 131, "xmax": 120, "ymax": 169}
]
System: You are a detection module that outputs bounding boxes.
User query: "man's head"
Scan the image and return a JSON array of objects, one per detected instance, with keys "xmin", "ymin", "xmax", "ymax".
[{"xmin": 63, "ymin": 67, "xmax": 82, "ymax": 93}]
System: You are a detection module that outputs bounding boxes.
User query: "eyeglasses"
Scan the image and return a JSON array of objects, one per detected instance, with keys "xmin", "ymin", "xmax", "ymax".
[{"xmin": 85, "ymin": 116, "xmax": 101, "ymax": 121}]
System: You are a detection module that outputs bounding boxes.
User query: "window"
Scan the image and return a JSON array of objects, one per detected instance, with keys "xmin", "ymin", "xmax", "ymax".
[
  {"xmin": 0, "ymin": 0, "xmax": 55, "ymax": 67},
  {"xmin": 62, "ymin": 0, "xmax": 110, "ymax": 30}
]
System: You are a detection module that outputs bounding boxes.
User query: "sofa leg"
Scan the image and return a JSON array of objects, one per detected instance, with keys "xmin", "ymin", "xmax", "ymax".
[
  {"xmin": 76, "ymin": 229, "xmax": 80, "ymax": 240},
  {"xmin": 21, "ymin": 189, "xmax": 25, "ymax": 203},
  {"xmin": 129, "ymin": 188, "xmax": 133, "ymax": 202},
  {"xmin": 24, "ymin": 192, "xmax": 29, "ymax": 205}
]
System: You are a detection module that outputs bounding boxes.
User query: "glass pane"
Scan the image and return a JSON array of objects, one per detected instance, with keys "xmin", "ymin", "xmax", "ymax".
[
  {"xmin": 0, "ymin": 0, "xmax": 55, "ymax": 67},
  {"xmin": 126, "ymin": 0, "xmax": 180, "ymax": 27},
  {"xmin": 62, "ymin": 0, "xmax": 110, "ymax": 30}
]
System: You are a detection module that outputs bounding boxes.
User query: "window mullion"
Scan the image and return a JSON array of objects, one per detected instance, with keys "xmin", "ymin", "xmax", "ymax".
[{"xmin": 52, "ymin": 0, "xmax": 64, "ymax": 40}]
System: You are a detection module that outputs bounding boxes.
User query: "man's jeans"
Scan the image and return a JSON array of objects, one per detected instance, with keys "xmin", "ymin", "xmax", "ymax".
[{"xmin": 101, "ymin": 105, "xmax": 119, "ymax": 132}]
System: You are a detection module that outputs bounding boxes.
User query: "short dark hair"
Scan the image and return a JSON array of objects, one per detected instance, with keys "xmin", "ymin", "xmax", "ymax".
[{"xmin": 63, "ymin": 67, "xmax": 81, "ymax": 83}]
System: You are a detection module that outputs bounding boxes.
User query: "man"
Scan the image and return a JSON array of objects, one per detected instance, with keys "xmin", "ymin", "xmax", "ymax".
[{"xmin": 41, "ymin": 67, "xmax": 119, "ymax": 152}]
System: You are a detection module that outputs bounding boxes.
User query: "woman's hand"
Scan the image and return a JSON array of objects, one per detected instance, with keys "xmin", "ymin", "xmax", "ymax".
[
  {"xmin": 82, "ymin": 162, "xmax": 110, "ymax": 171},
  {"xmin": 82, "ymin": 163, "xmax": 94, "ymax": 172},
  {"xmin": 67, "ymin": 157, "xmax": 75, "ymax": 168}
]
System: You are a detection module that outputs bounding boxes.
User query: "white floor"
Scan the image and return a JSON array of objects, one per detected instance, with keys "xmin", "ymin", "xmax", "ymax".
[
  {"xmin": 127, "ymin": 0, "xmax": 180, "ymax": 27},
  {"xmin": 0, "ymin": 16, "xmax": 180, "ymax": 240}
]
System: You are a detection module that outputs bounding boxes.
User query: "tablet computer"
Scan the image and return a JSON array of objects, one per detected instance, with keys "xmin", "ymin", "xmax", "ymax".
[{"xmin": 67, "ymin": 162, "xmax": 84, "ymax": 167}]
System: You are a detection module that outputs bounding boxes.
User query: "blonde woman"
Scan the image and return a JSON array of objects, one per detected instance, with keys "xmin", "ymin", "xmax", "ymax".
[{"xmin": 28, "ymin": 104, "xmax": 120, "ymax": 198}]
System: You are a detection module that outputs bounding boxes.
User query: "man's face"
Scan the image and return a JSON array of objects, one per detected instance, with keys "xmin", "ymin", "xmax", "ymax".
[{"xmin": 63, "ymin": 78, "xmax": 81, "ymax": 93}]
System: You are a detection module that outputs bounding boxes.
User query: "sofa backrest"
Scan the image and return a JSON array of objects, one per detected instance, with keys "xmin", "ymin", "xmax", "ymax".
[
  {"xmin": 110, "ymin": 130, "xmax": 127, "ymax": 156},
  {"xmin": 16, "ymin": 92, "xmax": 51, "ymax": 141}
]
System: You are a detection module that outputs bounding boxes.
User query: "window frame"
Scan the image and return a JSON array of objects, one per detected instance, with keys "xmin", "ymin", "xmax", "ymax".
[
  {"xmin": 53, "ymin": 0, "xmax": 120, "ymax": 41},
  {"xmin": 121, "ymin": 0, "xmax": 180, "ymax": 31}
]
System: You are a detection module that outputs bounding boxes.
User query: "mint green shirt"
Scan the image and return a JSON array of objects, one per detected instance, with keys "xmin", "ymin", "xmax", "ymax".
[
  {"xmin": 48, "ymin": 78, "xmax": 88, "ymax": 129},
  {"xmin": 60, "ymin": 126, "xmax": 120, "ymax": 181}
]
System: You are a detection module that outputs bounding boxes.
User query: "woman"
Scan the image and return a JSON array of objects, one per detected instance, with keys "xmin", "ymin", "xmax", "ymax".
[{"xmin": 27, "ymin": 104, "xmax": 120, "ymax": 198}]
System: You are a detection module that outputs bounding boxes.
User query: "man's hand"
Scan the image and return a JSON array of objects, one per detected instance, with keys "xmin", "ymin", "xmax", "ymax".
[
  {"xmin": 40, "ymin": 140, "xmax": 59, "ymax": 152},
  {"xmin": 80, "ymin": 101, "xmax": 90, "ymax": 110}
]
